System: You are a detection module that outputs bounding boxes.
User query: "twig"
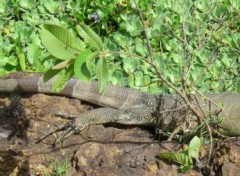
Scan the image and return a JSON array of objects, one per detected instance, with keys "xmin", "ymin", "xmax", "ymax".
[{"xmin": 132, "ymin": 0, "xmax": 154, "ymax": 63}]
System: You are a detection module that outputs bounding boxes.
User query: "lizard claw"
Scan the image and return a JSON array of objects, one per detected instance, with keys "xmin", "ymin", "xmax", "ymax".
[
  {"xmin": 35, "ymin": 121, "xmax": 76, "ymax": 146},
  {"xmin": 52, "ymin": 123, "xmax": 78, "ymax": 147}
]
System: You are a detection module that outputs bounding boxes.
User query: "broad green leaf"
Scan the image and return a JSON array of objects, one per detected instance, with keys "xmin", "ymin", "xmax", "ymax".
[
  {"xmin": 170, "ymin": 53, "xmax": 182, "ymax": 64},
  {"xmin": 76, "ymin": 23, "xmax": 103, "ymax": 50},
  {"xmin": 229, "ymin": 0, "xmax": 240, "ymax": 10},
  {"xmin": 85, "ymin": 53, "xmax": 98, "ymax": 76},
  {"xmin": 143, "ymin": 75, "xmax": 151, "ymax": 86},
  {"xmin": 52, "ymin": 60, "xmax": 73, "ymax": 70},
  {"xmin": 43, "ymin": 68, "xmax": 62, "ymax": 82},
  {"xmin": 0, "ymin": 50, "xmax": 13, "ymax": 66},
  {"xmin": 41, "ymin": 24, "xmax": 85, "ymax": 60},
  {"xmin": 113, "ymin": 32, "xmax": 132, "ymax": 48},
  {"xmin": 19, "ymin": 0, "xmax": 36, "ymax": 10},
  {"xmin": 42, "ymin": 0, "xmax": 59, "ymax": 14},
  {"xmin": 27, "ymin": 43, "xmax": 40, "ymax": 65},
  {"xmin": 134, "ymin": 71, "xmax": 143, "ymax": 87},
  {"xmin": 0, "ymin": 57, "xmax": 8, "ymax": 66},
  {"xmin": 128, "ymin": 74, "xmax": 135, "ymax": 87},
  {"xmin": 96, "ymin": 57, "xmax": 108, "ymax": 93},
  {"xmin": 74, "ymin": 49, "xmax": 99, "ymax": 81},
  {"xmin": 22, "ymin": 10, "xmax": 41, "ymax": 25},
  {"xmin": 111, "ymin": 71, "xmax": 124, "ymax": 85},
  {"xmin": 149, "ymin": 82, "xmax": 162, "ymax": 94},
  {"xmin": 122, "ymin": 57, "xmax": 140, "ymax": 73},
  {"xmin": 52, "ymin": 66, "xmax": 74, "ymax": 92},
  {"xmin": 0, "ymin": 0, "xmax": 11, "ymax": 16},
  {"xmin": 159, "ymin": 151, "xmax": 193, "ymax": 167},
  {"xmin": 213, "ymin": 4, "xmax": 228, "ymax": 18},
  {"xmin": 135, "ymin": 40, "xmax": 147, "ymax": 57},
  {"xmin": 0, "ymin": 56, "xmax": 18, "ymax": 66},
  {"xmin": 188, "ymin": 136, "xmax": 202, "ymax": 160},
  {"xmin": 30, "ymin": 32, "xmax": 42, "ymax": 46},
  {"xmin": 120, "ymin": 15, "xmax": 142, "ymax": 37},
  {"xmin": 18, "ymin": 53, "xmax": 26, "ymax": 71}
]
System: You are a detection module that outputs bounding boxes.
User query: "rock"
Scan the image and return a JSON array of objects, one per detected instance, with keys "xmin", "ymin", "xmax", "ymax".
[{"xmin": 222, "ymin": 161, "xmax": 240, "ymax": 176}]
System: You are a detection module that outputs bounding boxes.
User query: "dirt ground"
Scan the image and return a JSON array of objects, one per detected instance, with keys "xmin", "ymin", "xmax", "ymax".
[{"xmin": 0, "ymin": 92, "xmax": 240, "ymax": 176}]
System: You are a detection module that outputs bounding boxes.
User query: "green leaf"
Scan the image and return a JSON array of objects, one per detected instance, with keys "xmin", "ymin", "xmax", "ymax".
[
  {"xmin": 43, "ymin": 68, "xmax": 62, "ymax": 82},
  {"xmin": 41, "ymin": 24, "xmax": 85, "ymax": 60},
  {"xmin": 52, "ymin": 66, "xmax": 74, "ymax": 92},
  {"xmin": 22, "ymin": 10, "xmax": 41, "ymax": 25},
  {"xmin": 111, "ymin": 70, "xmax": 124, "ymax": 85},
  {"xmin": 19, "ymin": 0, "xmax": 36, "ymax": 10},
  {"xmin": 42, "ymin": 0, "xmax": 59, "ymax": 14},
  {"xmin": 120, "ymin": 15, "xmax": 142, "ymax": 37},
  {"xmin": 212, "ymin": 4, "xmax": 228, "ymax": 18},
  {"xmin": 180, "ymin": 165, "xmax": 193, "ymax": 173},
  {"xmin": 134, "ymin": 71, "xmax": 143, "ymax": 87},
  {"xmin": 159, "ymin": 151, "xmax": 193, "ymax": 167},
  {"xmin": 9, "ymin": 57, "xmax": 18, "ymax": 66},
  {"xmin": 76, "ymin": 23, "xmax": 103, "ymax": 50},
  {"xmin": 143, "ymin": 75, "xmax": 151, "ymax": 86},
  {"xmin": 52, "ymin": 60, "xmax": 73, "ymax": 70},
  {"xmin": 96, "ymin": 57, "xmax": 108, "ymax": 93},
  {"xmin": 27, "ymin": 43, "xmax": 40, "ymax": 65},
  {"xmin": 18, "ymin": 53, "xmax": 26, "ymax": 71},
  {"xmin": 188, "ymin": 136, "xmax": 202, "ymax": 160},
  {"xmin": 229, "ymin": 0, "xmax": 240, "ymax": 9},
  {"xmin": 122, "ymin": 57, "xmax": 140, "ymax": 73},
  {"xmin": 0, "ymin": 0, "xmax": 11, "ymax": 16},
  {"xmin": 135, "ymin": 40, "xmax": 147, "ymax": 57},
  {"xmin": 0, "ymin": 48, "xmax": 17, "ymax": 66},
  {"xmin": 113, "ymin": 32, "xmax": 132, "ymax": 48},
  {"xmin": 74, "ymin": 49, "xmax": 99, "ymax": 81}
]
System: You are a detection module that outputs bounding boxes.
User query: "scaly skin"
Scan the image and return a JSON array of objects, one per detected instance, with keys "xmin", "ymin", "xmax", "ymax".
[{"xmin": 0, "ymin": 72, "xmax": 240, "ymax": 145}]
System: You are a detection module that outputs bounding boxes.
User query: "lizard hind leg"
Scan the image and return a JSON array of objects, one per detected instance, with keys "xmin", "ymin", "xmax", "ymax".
[{"xmin": 35, "ymin": 110, "xmax": 92, "ymax": 146}]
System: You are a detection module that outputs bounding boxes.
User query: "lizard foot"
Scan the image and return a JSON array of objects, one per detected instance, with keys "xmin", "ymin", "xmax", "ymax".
[
  {"xmin": 35, "ymin": 111, "xmax": 85, "ymax": 147},
  {"xmin": 35, "ymin": 120, "xmax": 78, "ymax": 148}
]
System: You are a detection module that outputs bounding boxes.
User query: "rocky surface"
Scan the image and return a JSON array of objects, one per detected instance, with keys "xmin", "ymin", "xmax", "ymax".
[{"xmin": 0, "ymin": 93, "xmax": 240, "ymax": 176}]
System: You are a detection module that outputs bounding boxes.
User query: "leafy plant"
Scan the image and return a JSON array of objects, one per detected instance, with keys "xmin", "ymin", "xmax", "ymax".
[
  {"xmin": 40, "ymin": 23, "xmax": 108, "ymax": 92},
  {"xmin": 159, "ymin": 136, "xmax": 202, "ymax": 173},
  {"xmin": 1, "ymin": 0, "xmax": 239, "ymax": 94},
  {"xmin": 41, "ymin": 24, "xmax": 85, "ymax": 61},
  {"xmin": 45, "ymin": 157, "xmax": 70, "ymax": 176}
]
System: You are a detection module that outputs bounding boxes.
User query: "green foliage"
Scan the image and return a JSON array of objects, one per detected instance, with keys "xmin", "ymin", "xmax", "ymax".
[
  {"xmin": 159, "ymin": 136, "xmax": 202, "ymax": 173},
  {"xmin": 76, "ymin": 23, "xmax": 104, "ymax": 50},
  {"xmin": 52, "ymin": 67, "xmax": 74, "ymax": 92},
  {"xmin": 120, "ymin": 14, "xmax": 142, "ymax": 37},
  {"xmin": 0, "ymin": 0, "xmax": 239, "ymax": 93},
  {"xmin": 27, "ymin": 43, "xmax": 40, "ymax": 65},
  {"xmin": 96, "ymin": 57, "xmax": 109, "ymax": 93},
  {"xmin": 41, "ymin": 24, "xmax": 85, "ymax": 60},
  {"xmin": 45, "ymin": 157, "xmax": 70, "ymax": 176},
  {"xmin": 74, "ymin": 49, "xmax": 97, "ymax": 81},
  {"xmin": 40, "ymin": 22, "xmax": 108, "ymax": 92}
]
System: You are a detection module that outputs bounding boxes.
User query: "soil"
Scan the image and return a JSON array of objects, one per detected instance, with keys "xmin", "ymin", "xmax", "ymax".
[{"xmin": 0, "ymin": 92, "xmax": 240, "ymax": 176}]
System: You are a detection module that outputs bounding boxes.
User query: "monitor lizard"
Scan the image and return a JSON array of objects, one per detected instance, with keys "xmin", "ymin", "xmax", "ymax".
[{"xmin": 0, "ymin": 72, "xmax": 239, "ymax": 145}]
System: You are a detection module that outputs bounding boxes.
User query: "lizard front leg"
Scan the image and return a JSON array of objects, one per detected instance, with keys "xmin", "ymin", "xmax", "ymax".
[{"xmin": 36, "ymin": 106, "xmax": 155, "ymax": 146}]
